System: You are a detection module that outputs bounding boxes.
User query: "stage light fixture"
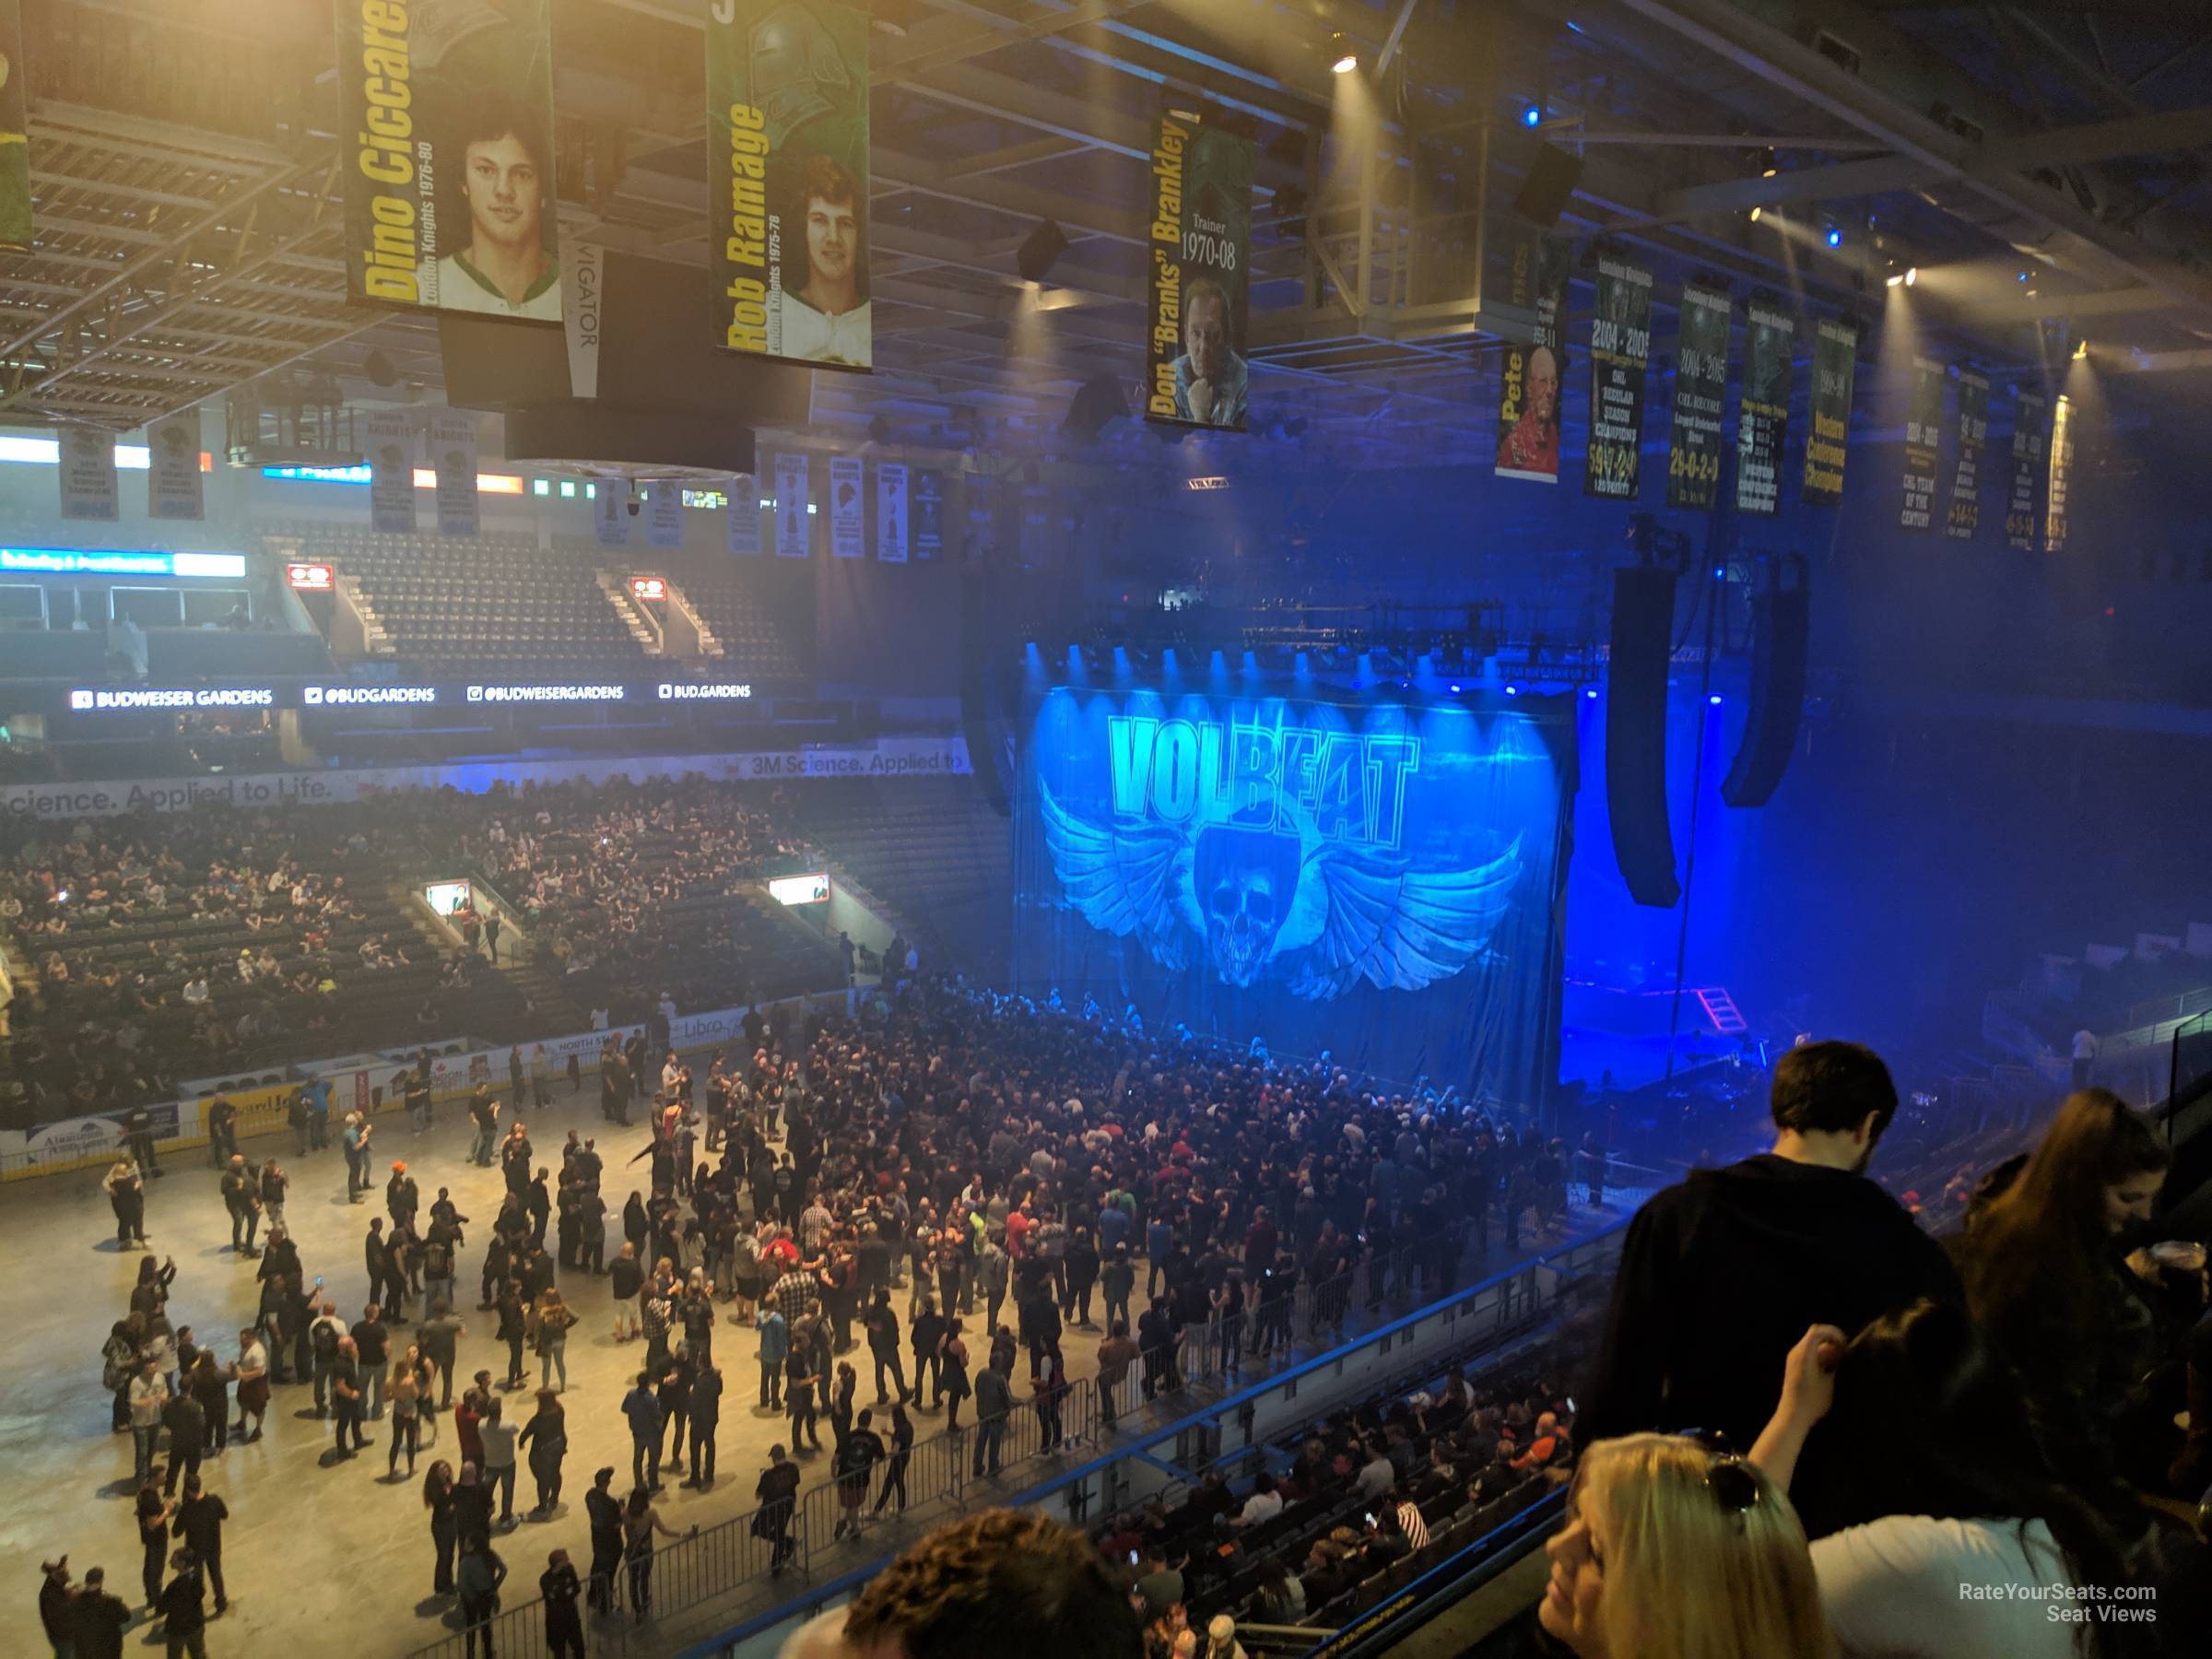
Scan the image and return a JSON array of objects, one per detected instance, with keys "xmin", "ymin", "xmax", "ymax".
[
  {"xmin": 1825, "ymin": 226, "xmax": 1843, "ymax": 248},
  {"xmin": 2074, "ymin": 337, "xmax": 2088, "ymax": 359},
  {"xmin": 1708, "ymin": 694, "xmax": 1724, "ymax": 705},
  {"xmin": 1885, "ymin": 272, "xmax": 1903, "ymax": 288},
  {"xmin": 1017, "ymin": 218, "xmax": 1069, "ymax": 284},
  {"xmin": 1747, "ymin": 206, "xmax": 1762, "ymax": 223},
  {"xmin": 1904, "ymin": 266, "xmax": 1917, "ymax": 287},
  {"xmin": 2017, "ymin": 270, "xmax": 2030, "ymax": 283},
  {"xmin": 1524, "ymin": 104, "xmax": 1542, "ymax": 127},
  {"xmin": 1759, "ymin": 147, "xmax": 1777, "ymax": 177},
  {"xmin": 1330, "ymin": 33, "xmax": 1357, "ymax": 74},
  {"xmin": 1504, "ymin": 684, "xmax": 1520, "ymax": 696}
]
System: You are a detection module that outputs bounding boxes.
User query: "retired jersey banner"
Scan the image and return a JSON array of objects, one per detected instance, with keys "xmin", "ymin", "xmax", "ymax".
[
  {"xmin": 147, "ymin": 412, "xmax": 205, "ymax": 522},
  {"xmin": 773, "ymin": 453, "xmax": 810, "ymax": 558},
  {"xmin": 339, "ymin": 0, "xmax": 561, "ymax": 322},
  {"xmin": 1496, "ymin": 232, "xmax": 1568, "ymax": 482},
  {"xmin": 2045, "ymin": 394, "xmax": 2074, "ymax": 554},
  {"xmin": 1900, "ymin": 356, "xmax": 1945, "ymax": 533},
  {"xmin": 912, "ymin": 468, "xmax": 944, "ymax": 560},
  {"xmin": 430, "ymin": 410, "xmax": 478, "ymax": 537},
  {"xmin": 1945, "ymin": 368, "xmax": 1988, "ymax": 542},
  {"xmin": 1667, "ymin": 285, "xmax": 1730, "ymax": 511},
  {"xmin": 594, "ymin": 480, "xmax": 629, "ymax": 547},
  {"xmin": 829, "ymin": 455, "xmax": 865, "ymax": 557},
  {"xmin": 366, "ymin": 407, "xmax": 418, "ymax": 533},
  {"xmin": 876, "ymin": 462, "xmax": 908, "ymax": 563},
  {"xmin": 0, "ymin": 0, "xmax": 29, "ymax": 253},
  {"xmin": 1585, "ymin": 256, "xmax": 1653, "ymax": 500},
  {"xmin": 1145, "ymin": 112, "xmax": 1252, "ymax": 430},
  {"xmin": 727, "ymin": 474, "xmax": 761, "ymax": 555},
  {"xmin": 707, "ymin": 0, "xmax": 870, "ymax": 369},
  {"xmin": 58, "ymin": 426, "xmax": 117, "ymax": 522},
  {"xmin": 1735, "ymin": 301, "xmax": 1792, "ymax": 516},
  {"xmin": 647, "ymin": 483, "xmax": 685, "ymax": 549},
  {"xmin": 2005, "ymin": 392, "xmax": 2047, "ymax": 551},
  {"xmin": 1801, "ymin": 317, "xmax": 1856, "ymax": 508}
]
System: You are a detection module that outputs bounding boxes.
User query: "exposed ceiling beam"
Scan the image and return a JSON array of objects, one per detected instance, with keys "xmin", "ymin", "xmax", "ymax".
[{"xmin": 1960, "ymin": 285, "xmax": 2180, "ymax": 324}]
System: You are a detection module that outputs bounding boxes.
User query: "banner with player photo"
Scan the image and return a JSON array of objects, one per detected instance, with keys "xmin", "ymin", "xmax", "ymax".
[
  {"xmin": 912, "ymin": 469, "xmax": 944, "ymax": 560},
  {"xmin": 594, "ymin": 480, "xmax": 629, "ymax": 547},
  {"xmin": 2045, "ymin": 394, "xmax": 2074, "ymax": 554},
  {"xmin": 147, "ymin": 412, "xmax": 205, "ymax": 522},
  {"xmin": 1497, "ymin": 232, "xmax": 1568, "ymax": 483},
  {"xmin": 1801, "ymin": 317, "xmax": 1856, "ymax": 508},
  {"xmin": 876, "ymin": 462, "xmax": 908, "ymax": 562},
  {"xmin": 57, "ymin": 425, "xmax": 117, "ymax": 522},
  {"xmin": 648, "ymin": 483, "xmax": 685, "ymax": 549},
  {"xmin": 2006, "ymin": 392, "xmax": 2047, "ymax": 552},
  {"xmin": 773, "ymin": 453, "xmax": 810, "ymax": 558},
  {"xmin": 727, "ymin": 473, "xmax": 761, "ymax": 555},
  {"xmin": 340, "ymin": 0, "xmax": 561, "ymax": 323},
  {"xmin": 708, "ymin": 0, "xmax": 871, "ymax": 369},
  {"xmin": 1144, "ymin": 112, "xmax": 1253, "ymax": 431},
  {"xmin": 430, "ymin": 410, "xmax": 478, "ymax": 537},
  {"xmin": 1900, "ymin": 356, "xmax": 1944, "ymax": 533},
  {"xmin": 1667, "ymin": 285, "xmax": 1730, "ymax": 511},
  {"xmin": 0, "ymin": 0, "xmax": 29, "ymax": 253},
  {"xmin": 829, "ymin": 456, "xmax": 865, "ymax": 557},
  {"xmin": 366, "ymin": 408, "xmax": 417, "ymax": 533},
  {"xmin": 1584, "ymin": 256, "xmax": 1652, "ymax": 500},
  {"xmin": 1735, "ymin": 301, "xmax": 1791, "ymax": 516},
  {"xmin": 1946, "ymin": 368, "xmax": 1988, "ymax": 541}
]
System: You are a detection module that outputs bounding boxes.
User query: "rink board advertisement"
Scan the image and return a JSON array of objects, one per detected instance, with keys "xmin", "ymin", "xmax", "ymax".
[
  {"xmin": 1013, "ymin": 684, "xmax": 1573, "ymax": 1102},
  {"xmin": 1144, "ymin": 112, "xmax": 1253, "ymax": 431}
]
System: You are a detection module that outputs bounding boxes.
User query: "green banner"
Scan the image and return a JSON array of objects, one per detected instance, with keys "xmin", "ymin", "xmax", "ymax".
[
  {"xmin": 1145, "ymin": 112, "xmax": 1253, "ymax": 429},
  {"xmin": 1667, "ymin": 285, "xmax": 1730, "ymax": 511},
  {"xmin": 338, "ymin": 0, "xmax": 560, "ymax": 322},
  {"xmin": 1584, "ymin": 256, "xmax": 1653, "ymax": 500},
  {"xmin": 2046, "ymin": 394, "xmax": 2074, "ymax": 554},
  {"xmin": 1900, "ymin": 355, "xmax": 1945, "ymax": 533},
  {"xmin": 2006, "ymin": 392, "xmax": 2047, "ymax": 551},
  {"xmin": 0, "ymin": 0, "xmax": 28, "ymax": 253},
  {"xmin": 1800, "ymin": 317, "xmax": 1856, "ymax": 507},
  {"xmin": 1735, "ymin": 302, "xmax": 1792, "ymax": 515},
  {"xmin": 1945, "ymin": 368, "xmax": 1988, "ymax": 542},
  {"xmin": 708, "ymin": 0, "xmax": 871, "ymax": 369},
  {"xmin": 1496, "ymin": 232, "xmax": 1568, "ymax": 482}
]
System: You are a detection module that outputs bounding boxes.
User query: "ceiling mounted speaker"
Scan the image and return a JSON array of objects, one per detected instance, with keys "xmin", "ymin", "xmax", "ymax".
[
  {"xmin": 1512, "ymin": 144, "xmax": 1585, "ymax": 228},
  {"xmin": 1018, "ymin": 218, "xmax": 1069, "ymax": 283},
  {"xmin": 1061, "ymin": 375, "xmax": 1128, "ymax": 441}
]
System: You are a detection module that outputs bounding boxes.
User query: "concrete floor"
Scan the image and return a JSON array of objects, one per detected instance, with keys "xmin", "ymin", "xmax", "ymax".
[{"xmin": 0, "ymin": 1086, "xmax": 1634, "ymax": 1659}]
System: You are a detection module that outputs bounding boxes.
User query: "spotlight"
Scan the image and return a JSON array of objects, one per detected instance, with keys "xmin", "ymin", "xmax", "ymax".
[
  {"xmin": 1017, "ymin": 218, "xmax": 1068, "ymax": 284},
  {"xmin": 1825, "ymin": 226, "xmax": 1843, "ymax": 248},
  {"xmin": 2073, "ymin": 337, "xmax": 2088, "ymax": 359},
  {"xmin": 1747, "ymin": 206, "xmax": 1762, "ymax": 223},
  {"xmin": 1524, "ymin": 104, "xmax": 1543, "ymax": 127},
  {"xmin": 1885, "ymin": 272, "xmax": 1904, "ymax": 288},
  {"xmin": 1330, "ymin": 33, "xmax": 1357, "ymax": 74},
  {"xmin": 1504, "ymin": 684, "xmax": 1520, "ymax": 696},
  {"xmin": 1584, "ymin": 688, "xmax": 1599, "ymax": 700},
  {"xmin": 2017, "ymin": 270, "xmax": 2030, "ymax": 283},
  {"xmin": 1759, "ymin": 147, "xmax": 1777, "ymax": 177},
  {"xmin": 1708, "ymin": 694, "xmax": 1724, "ymax": 706},
  {"xmin": 1904, "ymin": 266, "xmax": 1917, "ymax": 287}
]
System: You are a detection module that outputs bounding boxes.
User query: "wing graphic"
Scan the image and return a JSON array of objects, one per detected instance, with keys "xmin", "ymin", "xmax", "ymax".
[
  {"xmin": 1037, "ymin": 782, "xmax": 1200, "ymax": 971},
  {"xmin": 1284, "ymin": 835, "xmax": 1523, "ymax": 1000}
]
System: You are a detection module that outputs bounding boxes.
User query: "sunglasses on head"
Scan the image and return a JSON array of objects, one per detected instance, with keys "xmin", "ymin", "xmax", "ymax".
[{"xmin": 1676, "ymin": 1428, "xmax": 1761, "ymax": 1519}]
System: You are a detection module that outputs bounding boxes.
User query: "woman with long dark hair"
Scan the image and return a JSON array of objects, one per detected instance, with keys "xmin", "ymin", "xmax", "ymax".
[
  {"xmin": 421, "ymin": 1460, "xmax": 458, "ymax": 1596},
  {"xmin": 871, "ymin": 1403, "xmax": 913, "ymax": 1516},
  {"xmin": 621, "ymin": 1487, "xmax": 691, "ymax": 1618},
  {"xmin": 1753, "ymin": 1302, "xmax": 2163, "ymax": 1659}
]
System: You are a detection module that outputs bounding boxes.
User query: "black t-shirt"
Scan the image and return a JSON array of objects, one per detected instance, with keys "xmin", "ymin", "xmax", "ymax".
[
  {"xmin": 353, "ymin": 1319, "xmax": 390, "ymax": 1367},
  {"xmin": 159, "ymin": 1570, "xmax": 206, "ymax": 1635}
]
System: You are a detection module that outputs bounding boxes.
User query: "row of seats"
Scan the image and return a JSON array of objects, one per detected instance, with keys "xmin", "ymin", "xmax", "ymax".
[{"xmin": 794, "ymin": 780, "xmax": 1011, "ymax": 977}]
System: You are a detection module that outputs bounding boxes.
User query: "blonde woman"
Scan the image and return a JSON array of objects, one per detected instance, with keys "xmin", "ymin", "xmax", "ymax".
[
  {"xmin": 534, "ymin": 1288, "xmax": 576, "ymax": 1393},
  {"xmin": 387, "ymin": 1352, "xmax": 423, "ymax": 1478},
  {"xmin": 1540, "ymin": 1434, "xmax": 1833, "ymax": 1659}
]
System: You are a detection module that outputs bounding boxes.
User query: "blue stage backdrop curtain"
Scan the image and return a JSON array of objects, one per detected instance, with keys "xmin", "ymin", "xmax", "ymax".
[{"xmin": 1012, "ymin": 686, "xmax": 1576, "ymax": 1110}]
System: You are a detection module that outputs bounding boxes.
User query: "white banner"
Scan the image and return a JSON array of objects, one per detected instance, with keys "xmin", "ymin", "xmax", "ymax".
[
  {"xmin": 0, "ymin": 735, "xmax": 973, "ymax": 819},
  {"xmin": 594, "ymin": 481, "xmax": 630, "ymax": 547},
  {"xmin": 365, "ymin": 408, "xmax": 418, "ymax": 533},
  {"xmin": 727, "ymin": 473, "xmax": 761, "ymax": 555},
  {"xmin": 829, "ymin": 456, "xmax": 865, "ymax": 558},
  {"xmin": 876, "ymin": 462, "xmax": 908, "ymax": 562},
  {"xmin": 648, "ymin": 482, "xmax": 686, "ymax": 549},
  {"xmin": 58, "ymin": 425, "xmax": 119, "ymax": 521},
  {"xmin": 430, "ymin": 410, "xmax": 479, "ymax": 538},
  {"xmin": 147, "ymin": 412, "xmax": 205, "ymax": 521},
  {"xmin": 774, "ymin": 453, "xmax": 810, "ymax": 559},
  {"xmin": 562, "ymin": 234, "xmax": 604, "ymax": 400}
]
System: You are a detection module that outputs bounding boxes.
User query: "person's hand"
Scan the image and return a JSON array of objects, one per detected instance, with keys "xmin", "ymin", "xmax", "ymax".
[
  {"xmin": 1778, "ymin": 1323, "xmax": 1845, "ymax": 1426},
  {"xmin": 1188, "ymin": 379, "xmax": 1216, "ymax": 423}
]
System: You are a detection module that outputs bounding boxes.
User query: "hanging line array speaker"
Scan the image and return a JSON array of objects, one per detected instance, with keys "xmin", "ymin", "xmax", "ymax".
[
  {"xmin": 959, "ymin": 567, "xmax": 1013, "ymax": 818},
  {"xmin": 1606, "ymin": 564, "xmax": 1683, "ymax": 907},
  {"xmin": 1722, "ymin": 559, "xmax": 1809, "ymax": 807}
]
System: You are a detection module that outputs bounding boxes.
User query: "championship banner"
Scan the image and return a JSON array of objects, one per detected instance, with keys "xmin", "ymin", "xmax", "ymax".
[
  {"xmin": 727, "ymin": 473, "xmax": 761, "ymax": 555},
  {"xmin": 773, "ymin": 453, "xmax": 810, "ymax": 558},
  {"xmin": 594, "ymin": 480, "xmax": 629, "ymax": 547},
  {"xmin": 2005, "ymin": 392, "xmax": 2047, "ymax": 552},
  {"xmin": 647, "ymin": 482, "xmax": 685, "ymax": 549},
  {"xmin": 1945, "ymin": 368, "xmax": 1988, "ymax": 542},
  {"xmin": 875, "ymin": 461, "xmax": 908, "ymax": 562},
  {"xmin": 0, "ymin": 0, "xmax": 29, "ymax": 253},
  {"xmin": 339, "ymin": 0, "xmax": 561, "ymax": 322},
  {"xmin": 366, "ymin": 407, "xmax": 417, "ymax": 533},
  {"xmin": 912, "ymin": 469, "xmax": 944, "ymax": 560},
  {"xmin": 58, "ymin": 425, "xmax": 118, "ymax": 521},
  {"xmin": 1900, "ymin": 356, "xmax": 1944, "ymax": 533},
  {"xmin": 1496, "ymin": 232, "xmax": 1568, "ymax": 482},
  {"xmin": 1667, "ymin": 285, "xmax": 1730, "ymax": 511},
  {"xmin": 1585, "ymin": 256, "xmax": 1653, "ymax": 500},
  {"xmin": 147, "ymin": 412, "xmax": 205, "ymax": 522},
  {"xmin": 829, "ymin": 455, "xmax": 865, "ymax": 557},
  {"xmin": 1735, "ymin": 301, "xmax": 1792, "ymax": 515},
  {"xmin": 561, "ymin": 232, "xmax": 603, "ymax": 398},
  {"xmin": 2046, "ymin": 394, "xmax": 2074, "ymax": 554},
  {"xmin": 430, "ymin": 410, "xmax": 478, "ymax": 537},
  {"xmin": 1144, "ymin": 112, "xmax": 1253, "ymax": 430},
  {"xmin": 707, "ymin": 0, "xmax": 871, "ymax": 368},
  {"xmin": 1801, "ymin": 317, "xmax": 1857, "ymax": 508}
]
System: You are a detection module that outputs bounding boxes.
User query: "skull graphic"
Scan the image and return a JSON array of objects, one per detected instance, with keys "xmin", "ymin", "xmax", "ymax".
[{"xmin": 1194, "ymin": 824, "xmax": 1301, "ymax": 988}]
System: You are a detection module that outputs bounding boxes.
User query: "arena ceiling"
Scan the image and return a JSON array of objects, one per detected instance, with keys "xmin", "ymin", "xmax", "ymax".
[{"xmin": 2, "ymin": 0, "xmax": 2210, "ymax": 465}]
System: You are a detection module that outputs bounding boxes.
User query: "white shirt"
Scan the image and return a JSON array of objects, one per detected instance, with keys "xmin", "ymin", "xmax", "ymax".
[
  {"xmin": 780, "ymin": 295, "xmax": 871, "ymax": 366},
  {"xmin": 1811, "ymin": 1514, "xmax": 2075, "ymax": 1659},
  {"xmin": 2072, "ymin": 1030, "xmax": 2099, "ymax": 1060},
  {"xmin": 1238, "ymin": 1489, "xmax": 1283, "ymax": 1526}
]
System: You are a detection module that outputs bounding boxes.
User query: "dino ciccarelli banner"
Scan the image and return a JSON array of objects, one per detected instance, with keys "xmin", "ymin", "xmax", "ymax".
[
  {"xmin": 338, "ymin": 0, "xmax": 562, "ymax": 321},
  {"xmin": 707, "ymin": 0, "xmax": 871, "ymax": 369},
  {"xmin": 1584, "ymin": 256, "xmax": 1653, "ymax": 500},
  {"xmin": 1667, "ymin": 285, "xmax": 1730, "ymax": 511},
  {"xmin": 1800, "ymin": 317, "xmax": 1856, "ymax": 508},
  {"xmin": 1145, "ymin": 112, "xmax": 1253, "ymax": 430},
  {"xmin": 1735, "ymin": 301, "xmax": 1792, "ymax": 515}
]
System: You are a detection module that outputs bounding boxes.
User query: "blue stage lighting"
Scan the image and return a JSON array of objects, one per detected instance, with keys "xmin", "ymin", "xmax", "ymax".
[
  {"xmin": 1585, "ymin": 688, "xmax": 1599, "ymax": 700},
  {"xmin": 1708, "ymin": 694, "xmax": 1724, "ymax": 705},
  {"xmin": 1524, "ymin": 105, "xmax": 1541, "ymax": 127},
  {"xmin": 1504, "ymin": 685, "xmax": 1520, "ymax": 696},
  {"xmin": 1161, "ymin": 648, "xmax": 1178, "ymax": 675},
  {"xmin": 1450, "ymin": 683, "xmax": 1462, "ymax": 693},
  {"xmin": 1112, "ymin": 646, "xmax": 1131, "ymax": 675},
  {"xmin": 1825, "ymin": 227, "xmax": 1842, "ymax": 248}
]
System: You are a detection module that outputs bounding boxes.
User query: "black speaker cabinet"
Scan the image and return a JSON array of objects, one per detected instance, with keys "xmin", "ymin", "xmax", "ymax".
[{"xmin": 1606, "ymin": 565, "xmax": 1682, "ymax": 907}]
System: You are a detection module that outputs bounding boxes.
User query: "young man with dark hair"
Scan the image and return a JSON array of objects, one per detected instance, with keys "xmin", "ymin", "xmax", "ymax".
[
  {"xmin": 781, "ymin": 152, "xmax": 868, "ymax": 365},
  {"xmin": 425, "ymin": 96, "xmax": 560, "ymax": 319},
  {"xmin": 1576, "ymin": 1040, "xmax": 1959, "ymax": 1533}
]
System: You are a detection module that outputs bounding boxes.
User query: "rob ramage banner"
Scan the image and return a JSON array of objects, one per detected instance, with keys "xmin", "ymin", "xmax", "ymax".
[
  {"xmin": 1146, "ymin": 112, "xmax": 1253, "ymax": 431},
  {"xmin": 708, "ymin": 0, "xmax": 871, "ymax": 369},
  {"xmin": 1735, "ymin": 302, "xmax": 1792, "ymax": 515},
  {"xmin": 1497, "ymin": 232, "xmax": 1568, "ymax": 483},
  {"xmin": 1668, "ymin": 285, "xmax": 1730, "ymax": 510},
  {"xmin": 2006, "ymin": 392, "xmax": 2047, "ymax": 552},
  {"xmin": 340, "ymin": 0, "xmax": 561, "ymax": 322},
  {"xmin": 1946, "ymin": 368, "xmax": 1988, "ymax": 541},
  {"xmin": 1585, "ymin": 256, "xmax": 1653, "ymax": 500},
  {"xmin": 1900, "ymin": 356, "xmax": 1945, "ymax": 533},
  {"xmin": 1801, "ymin": 317, "xmax": 1857, "ymax": 508}
]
